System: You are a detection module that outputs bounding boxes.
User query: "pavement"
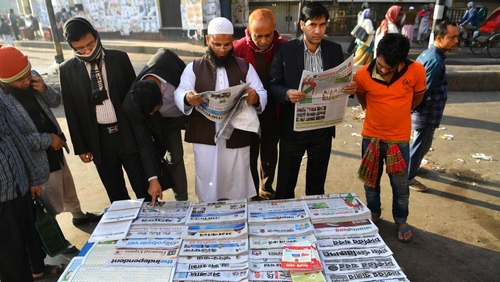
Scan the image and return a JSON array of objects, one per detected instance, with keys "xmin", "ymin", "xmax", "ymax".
[{"xmin": 6, "ymin": 37, "xmax": 500, "ymax": 282}]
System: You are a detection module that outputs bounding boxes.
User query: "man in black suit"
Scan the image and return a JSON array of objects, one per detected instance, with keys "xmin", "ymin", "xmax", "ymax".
[
  {"xmin": 123, "ymin": 48, "xmax": 188, "ymax": 203},
  {"xmin": 269, "ymin": 1, "xmax": 357, "ymax": 199},
  {"xmin": 59, "ymin": 17, "xmax": 149, "ymax": 203}
]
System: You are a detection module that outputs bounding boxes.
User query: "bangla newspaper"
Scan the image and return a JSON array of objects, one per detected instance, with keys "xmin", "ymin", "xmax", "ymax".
[
  {"xmin": 193, "ymin": 82, "xmax": 261, "ymax": 143},
  {"xmin": 294, "ymin": 55, "xmax": 354, "ymax": 132}
]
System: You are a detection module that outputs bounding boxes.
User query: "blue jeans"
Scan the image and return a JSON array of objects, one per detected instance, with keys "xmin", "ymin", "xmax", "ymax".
[
  {"xmin": 408, "ymin": 126, "xmax": 436, "ymax": 180},
  {"xmin": 361, "ymin": 139, "xmax": 410, "ymax": 225}
]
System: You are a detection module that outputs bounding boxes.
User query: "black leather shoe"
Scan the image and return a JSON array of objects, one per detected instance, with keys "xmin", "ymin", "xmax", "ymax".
[{"xmin": 72, "ymin": 212, "xmax": 103, "ymax": 227}]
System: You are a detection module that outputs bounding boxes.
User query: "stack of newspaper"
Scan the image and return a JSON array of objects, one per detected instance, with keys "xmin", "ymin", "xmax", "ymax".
[
  {"xmin": 110, "ymin": 200, "xmax": 193, "ymax": 260},
  {"xmin": 88, "ymin": 198, "xmax": 145, "ymax": 243},
  {"xmin": 57, "ymin": 240, "xmax": 177, "ymax": 281},
  {"xmin": 174, "ymin": 200, "xmax": 249, "ymax": 282},
  {"xmin": 60, "ymin": 199, "xmax": 182, "ymax": 281},
  {"xmin": 302, "ymin": 193, "xmax": 371, "ymax": 224},
  {"xmin": 247, "ymin": 199, "xmax": 317, "ymax": 281},
  {"xmin": 302, "ymin": 194, "xmax": 408, "ymax": 282}
]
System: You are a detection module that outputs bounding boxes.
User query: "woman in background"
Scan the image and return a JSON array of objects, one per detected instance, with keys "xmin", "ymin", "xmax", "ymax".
[
  {"xmin": 417, "ymin": 5, "xmax": 431, "ymax": 45},
  {"xmin": 374, "ymin": 5, "xmax": 403, "ymax": 57},
  {"xmin": 354, "ymin": 9, "xmax": 375, "ymax": 65}
]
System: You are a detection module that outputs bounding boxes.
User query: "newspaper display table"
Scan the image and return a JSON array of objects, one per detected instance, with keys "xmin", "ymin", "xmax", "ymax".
[{"xmin": 58, "ymin": 193, "xmax": 409, "ymax": 282}]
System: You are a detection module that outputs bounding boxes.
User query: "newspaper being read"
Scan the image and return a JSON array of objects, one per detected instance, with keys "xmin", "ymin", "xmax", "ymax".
[
  {"xmin": 194, "ymin": 82, "xmax": 260, "ymax": 143},
  {"xmin": 294, "ymin": 55, "xmax": 353, "ymax": 132},
  {"xmin": 195, "ymin": 83, "xmax": 249, "ymax": 123}
]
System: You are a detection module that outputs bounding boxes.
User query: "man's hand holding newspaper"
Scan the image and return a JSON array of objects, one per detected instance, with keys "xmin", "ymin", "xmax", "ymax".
[
  {"xmin": 183, "ymin": 90, "xmax": 202, "ymax": 106},
  {"xmin": 243, "ymin": 87, "xmax": 260, "ymax": 106}
]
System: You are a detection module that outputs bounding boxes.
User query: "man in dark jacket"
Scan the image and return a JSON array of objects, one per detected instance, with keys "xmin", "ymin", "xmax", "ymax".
[
  {"xmin": 59, "ymin": 17, "xmax": 149, "ymax": 203},
  {"xmin": 269, "ymin": 1, "xmax": 357, "ymax": 199},
  {"xmin": 123, "ymin": 48, "xmax": 188, "ymax": 203}
]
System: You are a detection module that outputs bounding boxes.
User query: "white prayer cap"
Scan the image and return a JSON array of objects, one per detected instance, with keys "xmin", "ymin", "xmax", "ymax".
[
  {"xmin": 409, "ymin": 6, "xmax": 414, "ymax": 10},
  {"xmin": 207, "ymin": 17, "xmax": 234, "ymax": 35}
]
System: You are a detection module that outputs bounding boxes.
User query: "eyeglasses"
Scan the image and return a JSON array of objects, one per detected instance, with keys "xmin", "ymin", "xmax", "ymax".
[{"xmin": 74, "ymin": 40, "xmax": 96, "ymax": 54}]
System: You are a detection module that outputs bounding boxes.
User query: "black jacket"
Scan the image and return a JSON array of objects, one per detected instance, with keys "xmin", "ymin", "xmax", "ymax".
[
  {"xmin": 123, "ymin": 48, "xmax": 186, "ymax": 178},
  {"xmin": 269, "ymin": 36, "xmax": 344, "ymax": 139},
  {"xmin": 59, "ymin": 49, "xmax": 137, "ymax": 164}
]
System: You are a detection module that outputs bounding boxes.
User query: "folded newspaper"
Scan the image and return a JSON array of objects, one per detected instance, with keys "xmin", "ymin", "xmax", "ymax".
[
  {"xmin": 194, "ymin": 82, "xmax": 261, "ymax": 143},
  {"xmin": 301, "ymin": 193, "xmax": 371, "ymax": 223}
]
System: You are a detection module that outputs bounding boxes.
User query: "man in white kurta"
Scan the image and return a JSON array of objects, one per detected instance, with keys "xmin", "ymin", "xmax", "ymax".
[{"xmin": 174, "ymin": 17, "xmax": 267, "ymax": 203}]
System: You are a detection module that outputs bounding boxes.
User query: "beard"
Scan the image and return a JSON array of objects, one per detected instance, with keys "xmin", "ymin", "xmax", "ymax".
[{"xmin": 207, "ymin": 47, "xmax": 234, "ymax": 67}]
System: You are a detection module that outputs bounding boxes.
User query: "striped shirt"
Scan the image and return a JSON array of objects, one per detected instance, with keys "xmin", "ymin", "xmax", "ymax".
[{"xmin": 303, "ymin": 42, "xmax": 323, "ymax": 73}]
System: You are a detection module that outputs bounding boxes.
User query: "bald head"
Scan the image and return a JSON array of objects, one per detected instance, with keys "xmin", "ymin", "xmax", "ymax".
[
  {"xmin": 248, "ymin": 9, "xmax": 276, "ymax": 50},
  {"xmin": 249, "ymin": 8, "xmax": 275, "ymax": 28}
]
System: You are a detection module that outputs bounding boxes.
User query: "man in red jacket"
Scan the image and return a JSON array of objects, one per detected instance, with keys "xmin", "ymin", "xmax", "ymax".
[{"xmin": 233, "ymin": 9, "xmax": 287, "ymax": 200}]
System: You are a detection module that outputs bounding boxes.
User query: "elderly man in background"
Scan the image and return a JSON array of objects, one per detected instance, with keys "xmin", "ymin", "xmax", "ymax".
[
  {"xmin": 174, "ymin": 17, "xmax": 267, "ymax": 203},
  {"xmin": 233, "ymin": 8, "xmax": 287, "ymax": 200}
]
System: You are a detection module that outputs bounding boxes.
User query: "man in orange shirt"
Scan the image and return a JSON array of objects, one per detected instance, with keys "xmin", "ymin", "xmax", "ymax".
[{"xmin": 354, "ymin": 33, "xmax": 426, "ymax": 243}]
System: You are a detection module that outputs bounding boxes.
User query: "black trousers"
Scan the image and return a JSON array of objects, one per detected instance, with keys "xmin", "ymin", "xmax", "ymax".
[
  {"xmin": 249, "ymin": 124, "xmax": 279, "ymax": 193},
  {"xmin": 95, "ymin": 124, "xmax": 150, "ymax": 203},
  {"xmin": 0, "ymin": 192, "xmax": 36, "ymax": 282},
  {"xmin": 275, "ymin": 129, "xmax": 332, "ymax": 199}
]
